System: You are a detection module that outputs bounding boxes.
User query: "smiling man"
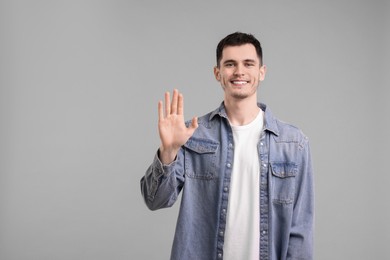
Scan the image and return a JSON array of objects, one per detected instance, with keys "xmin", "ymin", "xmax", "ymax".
[{"xmin": 141, "ymin": 32, "xmax": 314, "ymax": 260}]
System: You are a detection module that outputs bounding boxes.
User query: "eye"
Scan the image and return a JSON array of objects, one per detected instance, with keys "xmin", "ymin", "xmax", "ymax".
[
  {"xmin": 225, "ymin": 63, "xmax": 234, "ymax": 67},
  {"xmin": 245, "ymin": 63, "xmax": 255, "ymax": 67}
]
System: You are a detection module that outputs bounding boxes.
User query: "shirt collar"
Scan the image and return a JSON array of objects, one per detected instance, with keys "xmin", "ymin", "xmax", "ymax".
[{"xmin": 209, "ymin": 102, "xmax": 279, "ymax": 136}]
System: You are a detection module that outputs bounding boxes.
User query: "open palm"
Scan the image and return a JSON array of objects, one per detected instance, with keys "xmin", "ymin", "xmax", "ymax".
[{"xmin": 158, "ymin": 89, "xmax": 198, "ymax": 164}]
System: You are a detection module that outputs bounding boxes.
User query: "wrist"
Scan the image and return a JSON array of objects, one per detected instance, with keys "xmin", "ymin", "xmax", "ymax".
[{"xmin": 158, "ymin": 146, "xmax": 179, "ymax": 165}]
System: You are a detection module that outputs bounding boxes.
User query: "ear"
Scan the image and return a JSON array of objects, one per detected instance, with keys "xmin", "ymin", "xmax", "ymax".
[
  {"xmin": 259, "ymin": 65, "xmax": 267, "ymax": 82},
  {"xmin": 213, "ymin": 66, "xmax": 221, "ymax": 81}
]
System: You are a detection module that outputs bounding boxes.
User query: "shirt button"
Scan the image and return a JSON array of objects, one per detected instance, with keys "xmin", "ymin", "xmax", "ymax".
[
  {"xmin": 227, "ymin": 163, "xmax": 231, "ymax": 168},
  {"xmin": 218, "ymin": 253, "xmax": 222, "ymax": 258},
  {"xmin": 229, "ymin": 143, "xmax": 233, "ymax": 148},
  {"xmin": 224, "ymin": 187, "xmax": 228, "ymax": 192},
  {"xmin": 263, "ymin": 163, "xmax": 267, "ymax": 167},
  {"xmin": 222, "ymin": 208, "xmax": 226, "ymax": 214},
  {"xmin": 262, "ymin": 230, "xmax": 267, "ymax": 235},
  {"xmin": 219, "ymin": 231, "xmax": 224, "ymax": 236},
  {"xmin": 260, "ymin": 142, "xmax": 264, "ymax": 146}
]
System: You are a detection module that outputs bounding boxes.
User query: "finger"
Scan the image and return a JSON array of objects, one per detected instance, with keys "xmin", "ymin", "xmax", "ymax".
[
  {"xmin": 190, "ymin": 117, "xmax": 198, "ymax": 129},
  {"xmin": 165, "ymin": 91, "xmax": 171, "ymax": 116},
  {"xmin": 177, "ymin": 93, "xmax": 184, "ymax": 115},
  {"xmin": 158, "ymin": 100, "xmax": 164, "ymax": 121},
  {"xmin": 171, "ymin": 89, "xmax": 178, "ymax": 114},
  {"xmin": 187, "ymin": 116, "xmax": 198, "ymax": 136}
]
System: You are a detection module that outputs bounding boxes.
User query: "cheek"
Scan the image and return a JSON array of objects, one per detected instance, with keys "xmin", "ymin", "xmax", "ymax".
[
  {"xmin": 218, "ymin": 73, "xmax": 226, "ymax": 82},
  {"xmin": 222, "ymin": 76, "xmax": 231, "ymax": 85},
  {"xmin": 218, "ymin": 72, "xmax": 225, "ymax": 81}
]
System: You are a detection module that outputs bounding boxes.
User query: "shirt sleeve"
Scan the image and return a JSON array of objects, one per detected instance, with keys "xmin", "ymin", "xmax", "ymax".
[{"xmin": 140, "ymin": 148, "xmax": 185, "ymax": 211}]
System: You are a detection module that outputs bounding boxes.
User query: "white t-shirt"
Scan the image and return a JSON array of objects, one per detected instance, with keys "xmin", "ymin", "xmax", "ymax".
[{"xmin": 223, "ymin": 110, "xmax": 264, "ymax": 260}]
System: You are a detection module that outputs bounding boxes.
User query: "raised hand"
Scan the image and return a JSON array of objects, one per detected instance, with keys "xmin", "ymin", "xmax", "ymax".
[{"xmin": 158, "ymin": 89, "xmax": 198, "ymax": 164}]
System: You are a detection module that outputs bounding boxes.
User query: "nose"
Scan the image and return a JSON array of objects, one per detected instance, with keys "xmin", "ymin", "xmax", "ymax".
[{"xmin": 234, "ymin": 64, "xmax": 245, "ymax": 76}]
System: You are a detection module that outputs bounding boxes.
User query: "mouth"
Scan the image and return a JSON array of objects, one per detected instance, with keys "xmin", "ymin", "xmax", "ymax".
[{"xmin": 230, "ymin": 80, "xmax": 249, "ymax": 86}]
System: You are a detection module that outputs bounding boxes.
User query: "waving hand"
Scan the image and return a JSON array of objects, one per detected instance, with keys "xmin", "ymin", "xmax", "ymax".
[{"xmin": 158, "ymin": 89, "xmax": 198, "ymax": 164}]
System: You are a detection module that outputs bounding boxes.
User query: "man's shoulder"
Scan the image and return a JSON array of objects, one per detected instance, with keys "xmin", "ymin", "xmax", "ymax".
[
  {"xmin": 275, "ymin": 117, "xmax": 304, "ymax": 133},
  {"xmin": 263, "ymin": 104, "xmax": 308, "ymax": 145},
  {"xmin": 270, "ymin": 117, "xmax": 309, "ymax": 149}
]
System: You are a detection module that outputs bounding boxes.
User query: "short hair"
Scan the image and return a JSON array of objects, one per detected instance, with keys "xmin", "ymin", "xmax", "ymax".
[{"xmin": 216, "ymin": 32, "xmax": 263, "ymax": 67}]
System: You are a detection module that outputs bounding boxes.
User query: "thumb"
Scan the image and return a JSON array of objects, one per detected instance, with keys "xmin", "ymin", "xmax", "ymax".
[
  {"xmin": 190, "ymin": 116, "xmax": 198, "ymax": 129},
  {"xmin": 187, "ymin": 117, "xmax": 198, "ymax": 136}
]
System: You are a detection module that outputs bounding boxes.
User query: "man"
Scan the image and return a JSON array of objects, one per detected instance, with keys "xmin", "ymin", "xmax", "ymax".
[{"xmin": 141, "ymin": 32, "xmax": 314, "ymax": 260}]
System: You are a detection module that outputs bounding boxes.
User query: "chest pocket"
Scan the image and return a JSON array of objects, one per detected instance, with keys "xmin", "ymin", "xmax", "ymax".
[
  {"xmin": 270, "ymin": 162, "xmax": 297, "ymax": 205},
  {"xmin": 183, "ymin": 138, "xmax": 219, "ymax": 180}
]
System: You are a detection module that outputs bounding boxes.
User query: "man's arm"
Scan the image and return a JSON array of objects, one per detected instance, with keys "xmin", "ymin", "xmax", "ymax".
[
  {"xmin": 140, "ymin": 89, "xmax": 198, "ymax": 210},
  {"xmin": 140, "ymin": 148, "xmax": 185, "ymax": 210},
  {"xmin": 287, "ymin": 137, "xmax": 314, "ymax": 259}
]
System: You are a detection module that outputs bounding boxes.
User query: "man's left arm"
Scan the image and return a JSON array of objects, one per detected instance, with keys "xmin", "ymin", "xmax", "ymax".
[{"xmin": 287, "ymin": 136, "xmax": 314, "ymax": 260}]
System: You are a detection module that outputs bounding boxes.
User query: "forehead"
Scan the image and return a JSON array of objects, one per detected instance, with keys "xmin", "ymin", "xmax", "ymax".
[{"xmin": 221, "ymin": 44, "xmax": 259, "ymax": 62}]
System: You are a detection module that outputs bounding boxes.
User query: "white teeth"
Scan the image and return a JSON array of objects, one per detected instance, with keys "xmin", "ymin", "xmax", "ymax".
[{"xmin": 232, "ymin": 81, "xmax": 247, "ymax": 85}]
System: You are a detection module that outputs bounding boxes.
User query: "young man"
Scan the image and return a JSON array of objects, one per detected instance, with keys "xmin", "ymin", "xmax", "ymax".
[{"xmin": 141, "ymin": 32, "xmax": 314, "ymax": 260}]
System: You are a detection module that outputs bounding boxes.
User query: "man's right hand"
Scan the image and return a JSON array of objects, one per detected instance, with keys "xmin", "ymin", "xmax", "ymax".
[{"xmin": 158, "ymin": 89, "xmax": 198, "ymax": 164}]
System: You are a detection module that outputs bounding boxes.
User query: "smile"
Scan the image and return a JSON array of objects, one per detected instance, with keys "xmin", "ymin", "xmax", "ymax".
[{"xmin": 231, "ymin": 80, "xmax": 249, "ymax": 85}]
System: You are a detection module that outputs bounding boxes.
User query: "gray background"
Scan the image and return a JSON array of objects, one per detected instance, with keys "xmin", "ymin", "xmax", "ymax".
[{"xmin": 1, "ymin": 1, "xmax": 389, "ymax": 259}]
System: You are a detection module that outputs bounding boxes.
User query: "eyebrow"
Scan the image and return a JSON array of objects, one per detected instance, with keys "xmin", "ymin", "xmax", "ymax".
[{"xmin": 223, "ymin": 59, "xmax": 257, "ymax": 64}]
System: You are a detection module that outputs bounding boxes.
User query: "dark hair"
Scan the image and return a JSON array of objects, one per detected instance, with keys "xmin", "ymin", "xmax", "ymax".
[{"xmin": 216, "ymin": 32, "xmax": 263, "ymax": 67}]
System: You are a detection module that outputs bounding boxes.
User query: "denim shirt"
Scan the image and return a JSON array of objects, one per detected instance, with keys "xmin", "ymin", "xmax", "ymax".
[{"xmin": 141, "ymin": 103, "xmax": 314, "ymax": 260}]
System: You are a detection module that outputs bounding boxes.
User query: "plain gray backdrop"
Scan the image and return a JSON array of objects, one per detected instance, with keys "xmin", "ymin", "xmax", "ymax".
[{"xmin": 1, "ymin": 1, "xmax": 389, "ymax": 259}]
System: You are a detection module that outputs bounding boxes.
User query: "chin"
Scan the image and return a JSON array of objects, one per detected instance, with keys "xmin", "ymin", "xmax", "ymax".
[{"xmin": 231, "ymin": 93, "xmax": 250, "ymax": 99}]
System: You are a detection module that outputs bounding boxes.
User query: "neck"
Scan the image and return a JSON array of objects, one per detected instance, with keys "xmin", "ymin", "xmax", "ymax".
[{"xmin": 224, "ymin": 96, "xmax": 260, "ymax": 126}]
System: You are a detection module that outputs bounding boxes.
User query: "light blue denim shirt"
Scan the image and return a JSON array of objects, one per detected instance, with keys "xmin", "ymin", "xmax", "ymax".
[{"xmin": 141, "ymin": 103, "xmax": 314, "ymax": 260}]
